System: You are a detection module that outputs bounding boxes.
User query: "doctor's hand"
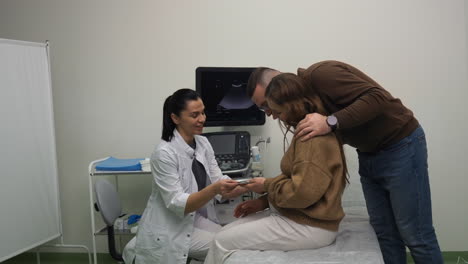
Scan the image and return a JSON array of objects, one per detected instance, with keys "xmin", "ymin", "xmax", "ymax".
[
  {"xmin": 233, "ymin": 199, "xmax": 268, "ymax": 218},
  {"xmin": 222, "ymin": 185, "xmax": 249, "ymax": 199},
  {"xmin": 295, "ymin": 113, "xmax": 331, "ymax": 142},
  {"xmin": 214, "ymin": 179, "xmax": 239, "ymax": 195},
  {"xmin": 244, "ymin": 177, "xmax": 266, "ymax": 194}
]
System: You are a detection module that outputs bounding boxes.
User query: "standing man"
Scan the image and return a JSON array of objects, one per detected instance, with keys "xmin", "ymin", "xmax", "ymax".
[{"xmin": 246, "ymin": 60, "xmax": 443, "ymax": 264}]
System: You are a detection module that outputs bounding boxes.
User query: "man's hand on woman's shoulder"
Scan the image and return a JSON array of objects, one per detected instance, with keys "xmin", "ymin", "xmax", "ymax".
[{"xmin": 295, "ymin": 113, "xmax": 331, "ymax": 141}]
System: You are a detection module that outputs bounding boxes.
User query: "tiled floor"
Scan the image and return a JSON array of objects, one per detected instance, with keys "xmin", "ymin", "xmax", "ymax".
[{"xmin": 3, "ymin": 253, "xmax": 114, "ymax": 264}]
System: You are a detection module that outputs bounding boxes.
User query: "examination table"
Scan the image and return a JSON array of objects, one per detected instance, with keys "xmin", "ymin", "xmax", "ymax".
[
  {"xmin": 223, "ymin": 205, "xmax": 384, "ymax": 264},
  {"xmin": 124, "ymin": 204, "xmax": 383, "ymax": 264}
]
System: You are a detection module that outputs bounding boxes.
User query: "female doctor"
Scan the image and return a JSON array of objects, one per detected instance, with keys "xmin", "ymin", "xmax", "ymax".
[{"xmin": 128, "ymin": 89, "xmax": 246, "ymax": 264}]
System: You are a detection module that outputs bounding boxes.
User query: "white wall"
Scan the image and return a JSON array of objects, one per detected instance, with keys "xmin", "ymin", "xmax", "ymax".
[
  {"xmin": 466, "ymin": 0, "xmax": 468, "ymax": 80},
  {"xmin": 0, "ymin": 0, "xmax": 467, "ymax": 252}
]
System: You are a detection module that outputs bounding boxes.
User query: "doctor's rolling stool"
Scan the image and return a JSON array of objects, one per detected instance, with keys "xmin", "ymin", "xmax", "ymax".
[{"xmin": 94, "ymin": 179, "xmax": 125, "ymax": 262}]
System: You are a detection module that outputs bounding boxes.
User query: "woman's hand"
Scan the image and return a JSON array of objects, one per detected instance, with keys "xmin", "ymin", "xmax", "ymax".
[
  {"xmin": 233, "ymin": 199, "xmax": 268, "ymax": 218},
  {"xmin": 244, "ymin": 177, "xmax": 266, "ymax": 194}
]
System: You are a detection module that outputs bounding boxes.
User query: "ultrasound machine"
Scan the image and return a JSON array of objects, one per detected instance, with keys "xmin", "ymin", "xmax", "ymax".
[
  {"xmin": 202, "ymin": 131, "xmax": 250, "ymax": 175},
  {"xmin": 196, "ymin": 67, "xmax": 265, "ymax": 177}
]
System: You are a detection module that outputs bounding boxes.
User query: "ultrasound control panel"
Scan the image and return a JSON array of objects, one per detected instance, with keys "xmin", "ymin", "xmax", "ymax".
[{"xmin": 202, "ymin": 131, "xmax": 250, "ymax": 174}]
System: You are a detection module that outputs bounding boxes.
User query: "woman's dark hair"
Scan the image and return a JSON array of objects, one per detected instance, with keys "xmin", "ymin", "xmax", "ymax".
[
  {"xmin": 162, "ymin": 88, "xmax": 201, "ymax": 141},
  {"xmin": 266, "ymin": 73, "xmax": 327, "ymax": 126},
  {"xmin": 266, "ymin": 73, "xmax": 349, "ymax": 184}
]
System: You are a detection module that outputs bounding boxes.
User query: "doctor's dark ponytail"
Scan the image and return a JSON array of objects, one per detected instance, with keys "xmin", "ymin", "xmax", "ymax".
[
  {"xmin": 162, "ymin": 96, "xmax": 175, "ymax": 141},
  {"xmin": 161, "ymin": 89, "xmax": 201, "ymax": 142}
]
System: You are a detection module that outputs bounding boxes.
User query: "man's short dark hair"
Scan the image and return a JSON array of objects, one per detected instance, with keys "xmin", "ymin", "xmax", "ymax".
[{"xmin": 246, "ymin": 67, "xmax": 276, "ymax": 98}]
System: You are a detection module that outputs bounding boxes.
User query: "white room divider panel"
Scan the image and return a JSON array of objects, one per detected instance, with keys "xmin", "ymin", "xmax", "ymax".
[{"xmin": 0, "ymin": 39, "xmax": 61, "ymax": 262}]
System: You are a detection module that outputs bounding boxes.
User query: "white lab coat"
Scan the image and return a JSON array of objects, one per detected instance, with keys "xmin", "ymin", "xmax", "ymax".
[{"xmin": 125, "ymin": 129, "xmax": 228, "ymax": 264}]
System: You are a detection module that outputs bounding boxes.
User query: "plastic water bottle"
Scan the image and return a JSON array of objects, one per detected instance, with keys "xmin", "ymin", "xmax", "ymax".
[
  {"xmin": 251, "ymin": 146, "xmax": 261, "ymax": 162},
  {"xmin": 251, "ymin": 146, "xmax": 263, "ymax": 174}
]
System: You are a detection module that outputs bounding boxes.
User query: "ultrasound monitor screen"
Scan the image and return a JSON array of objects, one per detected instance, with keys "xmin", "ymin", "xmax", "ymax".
[
  {"xmin": 196, "ymin": 67, "xmax": 265, "ymax": 126},
  {"xmin": 207, "ymin": 134, "xmax": 236, "ymax": 155}
]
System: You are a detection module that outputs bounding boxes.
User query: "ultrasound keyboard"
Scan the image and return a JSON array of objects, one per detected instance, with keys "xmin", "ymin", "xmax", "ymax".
[
  {"xmin": 215, "ymin": 154, "xmax": 249, "ymax": 172},
  {"xmin": 203, "ymin": 131, "xmax": 251, "ymax": 174}
]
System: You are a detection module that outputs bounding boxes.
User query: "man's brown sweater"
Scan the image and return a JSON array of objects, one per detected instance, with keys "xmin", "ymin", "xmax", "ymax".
[
  {"xmin": 298, "ymin": 60, "xmax": 419, "ymax": 153},
  {"xmin": 264, "ymin": 133, "xmax": 346, "ymax": 232}
]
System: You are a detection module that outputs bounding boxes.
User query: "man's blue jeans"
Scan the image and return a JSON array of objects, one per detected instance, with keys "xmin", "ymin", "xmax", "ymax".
[{"xmin": 358, "ymin": 126, "xmax": 443, "ymax": 264}]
